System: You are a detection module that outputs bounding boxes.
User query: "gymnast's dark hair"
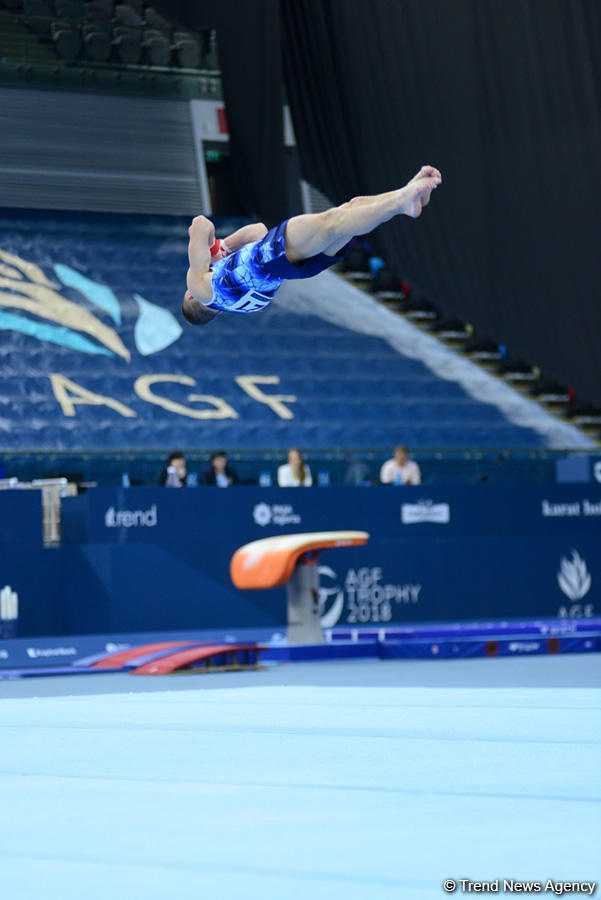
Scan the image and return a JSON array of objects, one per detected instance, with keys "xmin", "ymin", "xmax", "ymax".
[{"xmin": 181, "ymin": 292, "xmax": 219, "ymax": 326}]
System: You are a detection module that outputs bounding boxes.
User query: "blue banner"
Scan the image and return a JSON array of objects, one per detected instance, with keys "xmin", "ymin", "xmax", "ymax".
[
  {"xmin": 1, "ymin": 484, "xmax": 599, "ymax": 640},
  {"xmin": 62, "ymin": 483, "xmax": 601, "ymax": 543},
  {"xmin": 0, "ymin": 491, "xmax": 42, "ymax": 547}
]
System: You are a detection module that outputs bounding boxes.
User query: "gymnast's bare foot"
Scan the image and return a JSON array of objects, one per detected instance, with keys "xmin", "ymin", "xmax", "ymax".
[{"xmin": 398, "ymin": 165, "xmax": 442, "ymax": 218}]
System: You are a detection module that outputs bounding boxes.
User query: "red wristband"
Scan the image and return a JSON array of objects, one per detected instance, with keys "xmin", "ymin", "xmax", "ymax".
[{"xmin": 210, "ymin": 238, "xmax": 222, "ymax": 257}]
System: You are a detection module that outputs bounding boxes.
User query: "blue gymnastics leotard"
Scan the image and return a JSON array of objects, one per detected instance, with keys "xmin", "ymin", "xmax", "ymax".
[{"xmin": 207, "ymin": 219, "xmax": 349, "ymax": 314}]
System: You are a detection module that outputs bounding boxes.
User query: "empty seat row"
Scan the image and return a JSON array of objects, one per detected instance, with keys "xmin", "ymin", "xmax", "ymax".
[
  {"xmin": 45, "ymin": 21, "xmax": 185, "ymax": 65},
  {"xmin": 8, "ymin": 0, "xmax": 167, "ymax": 23},
  {"xmin": 57, "ymin": 23, "xmax": 212, "ymax": 67},
  {"xmin": 7, "ymin": 0, "xmax": 216, "ymax": 69},
  {"xmin": 24, "ymin": 20, "xmax": 211, "ymax": 68}
]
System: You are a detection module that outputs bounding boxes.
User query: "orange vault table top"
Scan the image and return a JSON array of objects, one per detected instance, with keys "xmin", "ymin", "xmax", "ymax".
[{"xmin": 230, "ymin": 531, "xmax": 370, "ymax": 591}]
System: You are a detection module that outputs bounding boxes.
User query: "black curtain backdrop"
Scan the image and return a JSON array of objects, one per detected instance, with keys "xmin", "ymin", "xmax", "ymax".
[
  {"xmin": 281, "ymin": 0, "xmax": 601, "ymax": 407},
  {"xmin": 159, "ymin": 0, "xmax": 287, "ymax": 225},
  {"xmin": 212, "ymin": 0, "xmax": 286, "ymax": 225}
]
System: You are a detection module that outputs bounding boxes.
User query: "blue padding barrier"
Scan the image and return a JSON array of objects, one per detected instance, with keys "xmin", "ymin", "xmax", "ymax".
[
  {"xmin": 0, "ymin": 666, "xmax": 123, "ymax": 679},
  {"xmin": 0, "ymin": 483, "xmax": 599, "ymax": 644},
  {"xmin": 331, "ymin": 619, "xmax": 601, "ymax": 640},
  {"xmin": 378, "ymin": 635, "xmax": 601, "ymax": 659},
  {"xmin": 2, "ymin": 629, "xmax": 599, "ymax": 677},
  {"xmin": 60, "ymin": 484, "xmax": 601, "ymax": 543},
  {"xmin": 0, "ymin": 491, "xmax": 42, "ymax": 547},
  {"xmin": 264, "ymin": 642, "xmax": 378, "ymax": 662}
]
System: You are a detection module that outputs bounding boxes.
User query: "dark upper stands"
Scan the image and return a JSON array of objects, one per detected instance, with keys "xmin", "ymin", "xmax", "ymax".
[{"xmin": 1, "ymin": 0, "xmax": 212, "ymax": 70}]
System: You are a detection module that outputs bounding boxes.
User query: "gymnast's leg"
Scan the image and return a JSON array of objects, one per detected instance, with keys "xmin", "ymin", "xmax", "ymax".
[{"xmin": 284, "ymin": 165, "xmax": 442, "ymax": 263}]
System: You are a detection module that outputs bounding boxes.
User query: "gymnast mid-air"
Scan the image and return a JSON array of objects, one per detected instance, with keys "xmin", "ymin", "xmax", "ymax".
[{"xmin": 182, "ymin": 165, "xmax": 442, "ymax": 325}]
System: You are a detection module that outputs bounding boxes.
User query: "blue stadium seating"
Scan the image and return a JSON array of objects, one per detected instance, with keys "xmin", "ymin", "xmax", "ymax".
[{"xmin": 0, "ymin": 209, "xmax": 556, "ymax": 451}]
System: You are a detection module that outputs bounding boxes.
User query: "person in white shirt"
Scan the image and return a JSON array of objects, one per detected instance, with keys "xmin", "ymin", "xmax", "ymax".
[
  {"xmin": 277, "ymin": 448, "xmax": 313, "ymax": 487},
  {"xmin": 380, "ymin": 445, "xmax": 421, "ymax": 485}
]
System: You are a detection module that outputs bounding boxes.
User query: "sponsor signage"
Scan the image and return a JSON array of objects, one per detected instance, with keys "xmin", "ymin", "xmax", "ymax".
[
  {"xmin": 401, "ymin": 500, "xmax": 450, "ymax": 525},
  {"xmin": 508, "ymin": 641, "xmax": 541, "ymax": 653},
  {"xmin": 0, "ymin": 484, "xmax": 598, "ymax": 645},
  {"xmin": 542, "ymin": 498, "xmax": 601, "ymax": 518},
  {"xmin": 556, "ymin": 549, "xmax": 594, "ymax": 619},
  {"xmin": 60, "ymin": 484, "xmax": 601, "ymax": 546},
  {"xmin": 252, "ymin": 502, "xmax": 301, "ymax": 527},
  {"xmin": 26, "ymin": 645, "xmax": 77, "ymax": 659},
  {"xmin": 319, "ymin": 565, "xmax": 422, "ymax": 627},
  {"xmin": 105, "ymin": 505, "xmax": 157, "ymax": 528},
  {"xmin": 557, "ymin": 550, "xmax": 592, "ymax": 601}
]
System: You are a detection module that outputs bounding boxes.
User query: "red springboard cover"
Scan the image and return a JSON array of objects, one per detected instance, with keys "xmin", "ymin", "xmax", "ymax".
[
  {"xmin": 91, "ymin": 641, "xmax": 195, "ymax": 670},
  {"xmin": 131, "ymin": 643, "xmax": 264, "ymax": 675}
]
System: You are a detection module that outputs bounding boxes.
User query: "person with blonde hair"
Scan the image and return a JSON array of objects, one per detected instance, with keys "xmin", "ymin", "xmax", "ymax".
[{"xmin": 277, "ymin": 448, "xmax": 313, "ymax": 487}]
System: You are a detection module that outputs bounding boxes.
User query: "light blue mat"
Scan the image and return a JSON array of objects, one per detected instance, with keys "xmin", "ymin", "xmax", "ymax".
[{"xmin": 1, "ymin": 666, "xmax": 600, "ymax": 899}]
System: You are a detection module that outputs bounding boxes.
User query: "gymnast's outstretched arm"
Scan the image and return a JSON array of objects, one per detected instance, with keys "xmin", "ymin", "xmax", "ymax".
[
  {"xmin": 222, "ymin": 222, "xmax": 268, "ymax": 253},
  {"xmin": 186, "ymin": 215, "xmax": 214, "ymax": 302}
]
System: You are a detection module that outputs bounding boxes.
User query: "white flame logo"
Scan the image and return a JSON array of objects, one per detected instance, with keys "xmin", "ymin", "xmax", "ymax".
[{"xmin": 557, "ymin": 550, "xmax": 591, "ymax": 600}]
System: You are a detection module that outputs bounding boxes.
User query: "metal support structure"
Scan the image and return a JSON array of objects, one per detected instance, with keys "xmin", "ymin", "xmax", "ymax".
[
  {"xmin": 32, "ymin": 478, "xmax": 77, "ymax": 546},
  {"xmin": 286, "ymin": 556, "xmax": 324, "ymax": 644}
]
